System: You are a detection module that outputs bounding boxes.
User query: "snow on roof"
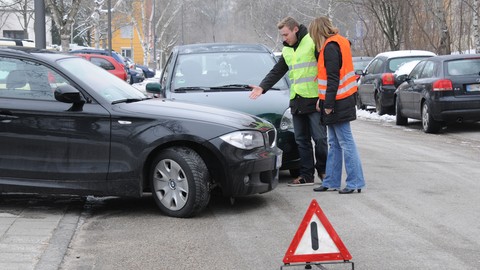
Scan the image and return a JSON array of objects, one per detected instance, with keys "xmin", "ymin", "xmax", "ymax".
[{"xmin": 375, "ymin": 50, "xmax": 436, "ymax": 58}]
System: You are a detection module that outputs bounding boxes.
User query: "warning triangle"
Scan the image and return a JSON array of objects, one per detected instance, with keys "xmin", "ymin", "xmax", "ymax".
[{"xmin": 283, "ymin": 199, "xmax": 352, "ymax": 264}]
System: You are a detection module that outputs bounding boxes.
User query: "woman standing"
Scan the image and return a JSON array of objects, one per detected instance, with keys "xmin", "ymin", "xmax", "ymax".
[{"xmin": 309, "ymin": 17, "xmax": 365, "ymax": 194}]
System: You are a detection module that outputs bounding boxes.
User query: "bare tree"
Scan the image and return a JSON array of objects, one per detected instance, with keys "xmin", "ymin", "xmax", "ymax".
[
  {"xmin": 0, "ymin": 0, "xmax": 34, "ymax": 39},
  {"xmin": 45, "ymin": 0, "xmax": 83, "ymax": 51},
  {"xmin": 153, "ymin": 0, "xmax": 182, "ymax": 67},
  {"xmin": 473, "ymin": 0, "xmax": 480, "ymax": 53}
]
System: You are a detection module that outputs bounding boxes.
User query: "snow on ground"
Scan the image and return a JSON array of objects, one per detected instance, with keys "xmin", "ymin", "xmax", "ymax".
[{"xmin": 356, "ymin": 107, "xmax": 396, "ymax": 123}]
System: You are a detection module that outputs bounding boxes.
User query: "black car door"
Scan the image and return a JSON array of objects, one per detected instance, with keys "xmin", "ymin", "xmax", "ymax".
[
  {"xmin": 0, "ymin": 56, "xmax": 111, "ymax": 188},
  {"xmin": 402, "ymin": 61, "xmax": 426, "ymax": 116},
  {"xmin": 411, "ymin": 61, "xmax": 436, "ymax": 116}
]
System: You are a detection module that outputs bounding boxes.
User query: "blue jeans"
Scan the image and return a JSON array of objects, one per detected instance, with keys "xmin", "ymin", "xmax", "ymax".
[
  {"xmin": 292, "ymin": 112, "xmax": 327, "ymax": 180},
  {"xmin": 322, "ymin": 121, "xmax": 365, "ymax": 189}
]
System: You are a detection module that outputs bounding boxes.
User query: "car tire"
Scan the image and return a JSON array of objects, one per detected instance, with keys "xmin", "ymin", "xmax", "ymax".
[
  {"xmin": 150, "ymin": 147, "xmax": 210, "ymax": 218},
  {"xmin": 356, "ymin": 93, "xmax": 366, "ymax": 110},
  {"xmin": 395, "ymin": 96, "xmax": 408, "ymax": 126},
  {"xmin": 422, "ymin": 102, "xmax": 441, "ymax": 133},
  {"xmin": 375, "ymin": 92, "xmax": 387, "ymax": 115}
]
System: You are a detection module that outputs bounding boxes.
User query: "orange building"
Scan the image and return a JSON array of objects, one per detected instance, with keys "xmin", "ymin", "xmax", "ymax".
[{"xmin": 111, "ymin": 0, "xmax": 154, "ymax": 66}]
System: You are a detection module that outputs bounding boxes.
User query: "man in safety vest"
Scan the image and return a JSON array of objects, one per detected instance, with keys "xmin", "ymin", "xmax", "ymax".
[
  {"xmin": 308, "ymin": 16, "xmax": 365, "ymax": 194},
  {"xmin": 249, "ymin": 16, "xmax": 327, "ymax": 186}
]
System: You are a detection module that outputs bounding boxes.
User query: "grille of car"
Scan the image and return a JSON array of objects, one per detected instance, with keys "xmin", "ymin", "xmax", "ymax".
[{"xmin": 266, "ymin": 129, "xmax": 277, "ymax": 148}]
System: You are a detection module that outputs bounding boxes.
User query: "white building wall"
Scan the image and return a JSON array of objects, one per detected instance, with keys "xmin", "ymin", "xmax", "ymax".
[{"xmin": 0, "ymin": 11, "xmax": 53, "ymax": 46}]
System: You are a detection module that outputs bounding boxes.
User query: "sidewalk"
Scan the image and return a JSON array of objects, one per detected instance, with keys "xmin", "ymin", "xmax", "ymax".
[{"xmin": 0, "ymin": 194, "xmax": 82, "ymax": 270}]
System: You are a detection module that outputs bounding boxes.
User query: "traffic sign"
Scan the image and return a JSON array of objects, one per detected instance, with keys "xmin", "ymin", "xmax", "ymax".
[{"xmin": 283, "ymin": 199, "xmax": 352, "ymax": 264}]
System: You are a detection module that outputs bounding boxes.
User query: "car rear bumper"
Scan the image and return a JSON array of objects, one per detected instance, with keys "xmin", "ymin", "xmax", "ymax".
[
  {"xmin": 432, "ymin": 98, "xmax": 480, "ymax": 122},
  {"xmin": 379, "ymin": 86, "xmax": 396, "ymax": 107},
  {"xmin": 210, "ymin": 139, "xmax": 281, "ymax": 197}
]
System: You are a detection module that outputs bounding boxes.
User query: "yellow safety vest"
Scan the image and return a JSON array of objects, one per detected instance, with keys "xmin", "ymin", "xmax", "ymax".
[
  {"xmin": 317, "ymin": 34, "xmax": 357, "ymax": 100},
  {"xmin": 282, "ymin": 34, "xmax": 318, "ymax": 100}
]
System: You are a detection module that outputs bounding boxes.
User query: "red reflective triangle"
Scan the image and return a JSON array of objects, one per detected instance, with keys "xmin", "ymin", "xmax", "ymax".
[{"xmin": 283, "ymin": 199, "xmax": 352, "ymax": 264}]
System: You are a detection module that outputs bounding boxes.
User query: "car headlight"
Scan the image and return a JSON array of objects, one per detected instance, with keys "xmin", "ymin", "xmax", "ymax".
[
  {"xmin": 220, "ymin": 131, "xmax": 264, "ymax": 149},
  {"xmin": 280, "ymin": 108, "xmax": 294, "ymax": 130}
]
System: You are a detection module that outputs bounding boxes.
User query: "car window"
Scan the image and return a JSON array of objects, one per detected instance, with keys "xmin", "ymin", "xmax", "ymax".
[
  {"xmin": 419, "ymin": 61, "xmax": 435, "ymax": 78},
  {"xmin": 365, "ymin": 59, "xmax": 379, "ymax": 74},
  {"xmin": 172, "ymin": 52, "xmax": 287, "ymax": 89},
  {"xmin": 447, "ymin": 58, "xmax": 480, "ymax": 76},
  {"xmin": 91, "ymin": 57, "xmax": 115, "ymax": 70},
  {"xmin": 408, "ymin": 61, "xmax": 426, "ymax": 79},
  {"xmin": 388, "ymin": 56, "xmax": 432, "ymax": 73},
  {"xmin": 0, "ymin": 56, "xmax": 70, "ymax": 100}
]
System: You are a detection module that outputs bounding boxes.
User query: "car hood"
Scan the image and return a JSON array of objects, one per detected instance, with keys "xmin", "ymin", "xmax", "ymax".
[
  {"xmin": 114, "ymin": 98, "xmax": 273, "ymax": 131},
  {"xmin": 169, "ymin": 90, "xmax": 290, "ymax": 127}
]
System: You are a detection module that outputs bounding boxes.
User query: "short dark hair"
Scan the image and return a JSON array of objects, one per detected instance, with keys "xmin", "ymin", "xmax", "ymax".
[{"xmin": 277, "ymin": 16, "xmax": 299, "ymax": 30}]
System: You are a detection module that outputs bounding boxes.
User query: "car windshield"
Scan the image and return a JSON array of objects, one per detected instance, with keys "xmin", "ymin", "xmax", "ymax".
[
  {"xmin": 172, "ymin": 52, "xmax": 288, "ymax": 90},
  {"xmin": 57, "ymin": 57, "xmax": 146, "ymax": 103},
  {"xmin": 446, "ymin": 58, "xmax": 480, "ymax": 76}
]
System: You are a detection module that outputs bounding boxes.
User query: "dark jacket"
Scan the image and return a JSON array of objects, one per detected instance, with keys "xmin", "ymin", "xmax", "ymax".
[
  {"xmin": 259, "ymin": 24, "xmax": 319, "ymax": 115},
  {"xmin": 320, "ymin": 42, "xmax": 356, "ymax": 125}
]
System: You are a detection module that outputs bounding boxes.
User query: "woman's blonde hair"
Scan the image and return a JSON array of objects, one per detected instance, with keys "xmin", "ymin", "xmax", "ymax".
[{"xmin": 308, "ymin": 17, "xmax": 339, "ymax": 51}]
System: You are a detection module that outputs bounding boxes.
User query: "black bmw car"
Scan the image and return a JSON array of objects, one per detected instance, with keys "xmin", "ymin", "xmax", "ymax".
[
  {"xmin": 395, "ymin": 54, "xmax": 480, "ymax": 133},
  {"xmin": 146, "ymin": 43, "xmax": 300, "ymax": 177},
  {"xmin": 0, "ymin": 47, "xmax": 282, "ymax": 217}
]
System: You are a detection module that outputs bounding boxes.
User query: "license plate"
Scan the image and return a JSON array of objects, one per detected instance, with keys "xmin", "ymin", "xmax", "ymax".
[{"xmin": 466, "ymin": 84, "xmax": 480, "ymax": 92}]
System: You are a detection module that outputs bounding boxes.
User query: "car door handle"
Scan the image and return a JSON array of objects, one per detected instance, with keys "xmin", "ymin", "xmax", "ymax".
[{"xmin": 0, "ymin": 111, "xmax": 19, "ymax": 123}]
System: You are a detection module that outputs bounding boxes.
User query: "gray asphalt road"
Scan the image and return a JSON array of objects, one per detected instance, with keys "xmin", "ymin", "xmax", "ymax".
[{"xmin": 59, "ymin": 118, "xmax": 480, "ymax": 270}]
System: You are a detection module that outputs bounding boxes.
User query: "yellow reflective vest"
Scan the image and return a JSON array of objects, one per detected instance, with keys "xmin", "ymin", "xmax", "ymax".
[
  {"xmin": 317, "ymin": 34, "xmax": 357, "ymax": 100},
  {"xmin": 282, "ymin": 34, "xmax": 318, "ymax": 100}
]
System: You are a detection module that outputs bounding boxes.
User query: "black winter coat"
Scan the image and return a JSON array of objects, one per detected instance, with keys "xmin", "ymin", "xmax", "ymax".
[{"xmin": 320, "ymin": 42, "xmax": 357, "ymax": 125}]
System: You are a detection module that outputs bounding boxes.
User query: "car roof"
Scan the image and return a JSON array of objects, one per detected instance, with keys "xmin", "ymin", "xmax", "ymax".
[
  {"xmin": 375, "ymin": 50, "xmax": 436, "ymax": 59},
  {"xmin": 175, "ymin": 43, "xmax": 271, "ymax": 54},
  {"xmin": 0, "ymin": 46, "xmax": 72, "ymax": 62},
  {"xmin": 353, "ymin": 56, "xmax": 373, "ymax": 61},
  {"xmin": 423, "ymin": 54, "xmax": 480, "ymax": 61}
]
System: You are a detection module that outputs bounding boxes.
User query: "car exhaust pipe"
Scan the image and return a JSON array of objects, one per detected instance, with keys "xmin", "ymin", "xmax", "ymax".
[{"xmin": 456, "ymin": 117, "xmax": 463, "ymax": 123}]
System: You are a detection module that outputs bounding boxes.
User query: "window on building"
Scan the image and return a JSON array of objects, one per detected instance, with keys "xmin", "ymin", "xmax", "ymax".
[
  {"xmin": 3, "ymin": 30, "xmax": 25, "ymax": 40},
  {"xmin": 121, "ymin": 48, "xmax": 132, "ymax": 59}
]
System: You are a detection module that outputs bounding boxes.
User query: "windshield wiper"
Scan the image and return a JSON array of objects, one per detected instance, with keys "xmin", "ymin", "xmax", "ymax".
[
  {"xmin": 111, "ymin": 98, "xmax": 146, "ymax": 104},
  {"xmin": 211, "ymin": 84, "xmax": 251, "ymax": 89},
  {"xmin": 174, "ymin": 86, "xmax": 210, "ymax": 93}
]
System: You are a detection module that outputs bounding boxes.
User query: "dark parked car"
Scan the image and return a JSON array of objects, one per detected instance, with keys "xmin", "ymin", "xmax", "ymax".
[
  {"xmin": 146, "ymin": 43, "xmax": 300, "ymax": 176},
  {"xmin": 128, "ymin": 66, "xmax": 145, "ymax": 84},
  {"xmin": 357, "ymin": 50, "xmax": 436, "ymax": 115},
  {"xmin": 395, "ymin": 54, "xmax": 480, "ymax": 133},
  {"xmin": 0, "ymin": 47, "xmax": 282, "ymax": 217},
  {"xmin": 125, "ymin": 57, "xmax": 156, "ymax": 78}
]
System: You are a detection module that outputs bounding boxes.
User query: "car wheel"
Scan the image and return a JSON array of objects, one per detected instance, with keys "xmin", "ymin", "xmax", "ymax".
[
  {"xmin": 422, "ymin": 102, "xmax": 441, "ymax": 133},
  {"xmin": 375, "ymin": 92, "xmax": 387, "ymax": 115},
  {"xmin": 395, "ymin": 96, "xmax": 408, "ymax": 126},
  {"xmin": 356, "ymin": 93, "xmax": 366, "ymax": 110},
  {"xmin": 150, "ymin": 147, "xmax": 210, "ymax": 218}
]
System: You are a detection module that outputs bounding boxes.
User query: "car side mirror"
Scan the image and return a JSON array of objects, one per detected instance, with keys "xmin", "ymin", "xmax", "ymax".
[
  {"xmin": 146, "ymin": 82, "xmax": 163, "ymax": 98},
  {"xmin": 355, "ymin": 70, "xmax": 364, "ymax": 76},
  {"xmin": 54, "ymin": 84, "xmax": 85, "ymax": 111}
]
